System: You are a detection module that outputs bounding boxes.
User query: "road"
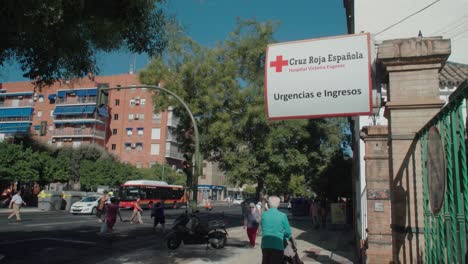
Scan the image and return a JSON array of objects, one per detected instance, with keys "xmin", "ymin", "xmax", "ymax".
[{"xmin": 0, "ymin": 204, "xmax": 244, "ymax": 264}]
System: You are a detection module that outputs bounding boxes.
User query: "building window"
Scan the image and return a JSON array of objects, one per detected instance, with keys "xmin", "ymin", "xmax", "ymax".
[
  {"xmin": 111, "ymin": 144, "xmax": 116, "ymax": 150},
  {"xmin": 152, "ymin": 113, "xmax": 161, "ymax": 124},
  {"xmin": 115, "ymin": 99, "xmax": 120, "ymax": 106},
  {"xmin": 151, "ymin": 128, "xmax": 161, "ymax": 140},
  {"xmin": 137, "ymin": 127, "xmax": 144, "ymax": 136},
  {"xmin": 37, "ymin": 110, "xmax": 42, "ymax": 117},
  {"xmin": 131, "ymin": 84, "xmax": 137, "ymax": 92},
  {"xmin": 38, "ymin": 96, "xmax": 44, "ymax": 103},
  {"xmin": 126, "ymin": 128, "xmax": 133, "ymax": 136},
  {"xmin": 139, "ymin": 114, "xmax": 144, "ymax": 120},
  {"xmin": 141, "ymin": 99, "xmax": 146, "ymax": 105},
  {"xmin": 50, "ymin": 110, "xmax": 54, "ymax": 117},
  {"xmin": 130, "ymin": 99, "xmax": 136, "ymax": 106},
  {"xmin": 136, "ymin": 162, "xmax": 142, "ymax": 168},
  {"xmin": 114, "ymin": 114, "xmax": 118, "ymax": 120},
  {"xmin": 112, "ymin": 129, "xmax": 117, "ymax": 135},
  {"xmin": 150, "ymin": 144, "xmax": 160, "ymax": 155},
  {"xmin": 136, "ymin": 143, "xmax": 143, "ymax": 152},
  {"xmin": 128, "ymin": 114, "xmax": 134, "ymax": 120},
  {"xmin": 125, "ymin": 143, "xmax": 131, "ymax": 152}
]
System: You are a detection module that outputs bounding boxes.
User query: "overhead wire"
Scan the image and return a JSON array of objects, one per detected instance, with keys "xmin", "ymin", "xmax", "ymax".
[
  {"xmin": 375, "ymin": 0, "xmax": 441, "ymax": 36},
  {"xmin": 452, "ymin": 27, "xmax": 468, "ymax": 42},
  {"xmin": 431, "ymin": 13, "xmax": 468, "ymax": 36}
]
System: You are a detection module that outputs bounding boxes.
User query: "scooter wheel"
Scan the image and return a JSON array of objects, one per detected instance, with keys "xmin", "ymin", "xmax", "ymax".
[
  {"xmin": 209, "ymin": 231, "xmax": 227, "ymax": 249},
  {"xmin": 166, "ymin": 233, "xmax": 181, "ymax": 250}
]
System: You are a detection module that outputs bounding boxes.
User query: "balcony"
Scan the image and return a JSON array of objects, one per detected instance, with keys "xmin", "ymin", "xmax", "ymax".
[
  {"xmin": 165, "ymin": 142, "xmax": 184, "ymax": 160},
  {"xmin": 167, "ymin": 111, "xmax": 180, "ymax": 128},
  {"xmin": 52, "ymin": 128, "xmax": 106, "ymax": 139},
  {"xmin": 55, "ymin": 97, "xmax": 97, "ymax": 105},
  {"xmin": 165, "ymin": 150, "xmax": 184, "ymax": 160},
  {"xmin": 0, "ymin": 117, "xmax": 31, "ymax": 122},
  {"xmin": 0, "ymin": 101, "xmax": 34, "ymax": 107},
  {"xmin": 53, "ymin": 115, "xmax": 107, "ymax": 124},
  {"xmin": 166, "ymin": 131, "xmax": 178, "ymax": 143}
]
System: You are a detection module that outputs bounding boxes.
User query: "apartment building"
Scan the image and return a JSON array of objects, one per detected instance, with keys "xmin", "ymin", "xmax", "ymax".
[{"xmin": 0, "ymin": 74, "xmax": 184, "ymax": 169}]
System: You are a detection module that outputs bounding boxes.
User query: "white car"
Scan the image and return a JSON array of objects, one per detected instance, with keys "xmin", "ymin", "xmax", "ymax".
[
  {"xmin": 70, "ymin": 196, "xmax": 101, "ymax": 215},
  {"xmin": 232, "ymin": 198, "xmax": 243, "ymax": 205}
]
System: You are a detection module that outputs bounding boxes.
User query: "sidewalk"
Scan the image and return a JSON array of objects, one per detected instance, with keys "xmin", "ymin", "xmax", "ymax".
[
  {"xmin": 0, "ymin": 207, "xmax": 45, "ymax": 214},
  {"xmin": 219, "ymin": 218, "xmax": 356, "ymax": 264},
  {"xmin": 96, "ymin": 216, "xmax": 356, "ymax": 264}
]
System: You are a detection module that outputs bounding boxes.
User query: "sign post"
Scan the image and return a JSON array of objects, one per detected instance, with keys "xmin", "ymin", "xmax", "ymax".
[{"xmin": 265, "ymin": 33, "xmax": 373, "ymax": 120}]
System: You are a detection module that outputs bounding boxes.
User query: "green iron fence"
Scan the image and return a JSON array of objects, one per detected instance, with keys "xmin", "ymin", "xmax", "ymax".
[{"xmin": 419, "ymin": 80, "xmax": 468, "ymax": 263}]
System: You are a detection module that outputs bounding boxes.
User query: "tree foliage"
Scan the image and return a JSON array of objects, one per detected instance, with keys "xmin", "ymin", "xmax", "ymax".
[
  {"xmin": 0, "ymin": 0, "xmax": 168, "ymax": 86},
  {"xmin": 0, "ymin": 140, "xmax": 182, "ymax": 191},
  {"xmin": 140, "ymin": 19, "xmax": 345, "ymax": 198}
]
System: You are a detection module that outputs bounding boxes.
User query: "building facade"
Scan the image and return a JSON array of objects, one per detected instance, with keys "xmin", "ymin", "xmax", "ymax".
[
  {"xmin": 0, "ymin": 74, "xmax": 185, "ymax": 169},
  {"xmin": 197, "ymin": 161, "xmax": 227, "ymax": 201}
]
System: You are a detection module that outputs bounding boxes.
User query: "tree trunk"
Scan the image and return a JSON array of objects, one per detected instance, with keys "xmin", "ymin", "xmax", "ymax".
[{"xmin": 255, "ymin": 176, "xmax": 265, "ymax": 200}]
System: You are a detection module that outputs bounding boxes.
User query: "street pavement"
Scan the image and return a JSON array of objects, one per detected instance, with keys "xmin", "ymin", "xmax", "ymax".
[{"xmin": 0, "ymin": 203, "xmax": 356, "ymax": 264}]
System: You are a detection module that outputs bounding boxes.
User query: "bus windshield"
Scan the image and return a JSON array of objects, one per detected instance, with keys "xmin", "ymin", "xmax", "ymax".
[{"xmin": 119, "ymin": 186, "xmax": 140, "ymax": 201}]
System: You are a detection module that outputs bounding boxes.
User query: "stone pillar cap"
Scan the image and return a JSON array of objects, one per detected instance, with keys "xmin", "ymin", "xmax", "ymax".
[{"xmin": 378, "ymin": 37, "xmax": 450, "ymax": 66}]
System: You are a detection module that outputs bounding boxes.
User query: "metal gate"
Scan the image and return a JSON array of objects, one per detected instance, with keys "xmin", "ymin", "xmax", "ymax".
[{"xmin": 419, "ymin": 80, "xmax": 468, "ymax": 263}]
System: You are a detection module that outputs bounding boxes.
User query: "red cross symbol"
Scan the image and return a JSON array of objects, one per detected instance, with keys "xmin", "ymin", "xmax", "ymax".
[{"xmin": 269, "ymin": 55, "xmax": 288, "ymax": 72}]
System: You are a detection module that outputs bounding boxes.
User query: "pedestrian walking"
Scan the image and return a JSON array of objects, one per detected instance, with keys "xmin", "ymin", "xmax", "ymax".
[
  {"xmin": 96, "ymin": 190, "xmax": 109, "ymax": 222},
  {"xmin": 104, "ymin": 197, "xmax": 121, "ymax": 233},
  {"xmin": 129, "ymin": 198, "xmax": 143, "ymax": 224},
  {"xmin": 8, "ymin": 190, "xmax": 27, "ymax": 222},
  {"xmin": 261, "ymin": 196, "xmax": 270, "ymax": 211},
  {"xmin": 261, "ymin": 196, "xmax": 291, "ymax": 264},
  {"xmin": 310, "ymin": 200, "xmax": 319, "ymax": 228},
  {"xmin": 244, "ymin": 202, "xmax": 260, "ymax": 248},
  {"xmin": 319, "ymin": 200, "xmax": 328, "ymax": 229},
  {"xmin": 205, "ymin": 196, "xmax": 212, "ymax": 211},
  {"xmin": 1, "ymin": 185, "xmax": 12, "ymax": 207},
  {"xmin": 256, "ymin": 202, "xmax": 263, "ymax": 236},
  {"xmin": 151, "ymin": 201, "xmax": 166, "ymax": 232}
]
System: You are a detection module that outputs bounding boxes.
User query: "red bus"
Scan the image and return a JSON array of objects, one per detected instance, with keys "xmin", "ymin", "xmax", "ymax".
[{"xmin": 118, "ymin": 180, "xmax": 187, "ymax": 209}]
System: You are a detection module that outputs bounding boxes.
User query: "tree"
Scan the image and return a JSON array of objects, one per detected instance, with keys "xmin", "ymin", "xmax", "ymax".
[
  {"xmin": 0, "ymin": 0, "xmax": 168, "ymax": 87},
  {"xmin": 140, "ymin": 19, "xmax": 344, "ymax": 199},
  {"xmin": 57, "ymin": 144, "xmax": 115, "ymax": 190},
  {"xmin": 0, "ymin": 141, "xmax": 23, "ymax": 180},
  {"xmin": 139, "ymin": 163, "xmax": 186, "ymax": 186},
  {"xmin": 79, "ymin": 159, "xmax": 136, "ymax": 191}
]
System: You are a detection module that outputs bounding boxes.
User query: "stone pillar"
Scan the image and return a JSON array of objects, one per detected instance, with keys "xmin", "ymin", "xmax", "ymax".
[
  {"xmin": 377, "ymin": 37, "xmax": 450, "ymax": 263},
  {"xmin": 361, "ymin": 126, "xmax": 392, "ymax": 263}
]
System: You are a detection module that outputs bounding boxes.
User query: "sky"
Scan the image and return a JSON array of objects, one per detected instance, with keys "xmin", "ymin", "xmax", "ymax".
[{"xmin": 0, "ymin": 0, "xmax": 347, "ymax": 83}]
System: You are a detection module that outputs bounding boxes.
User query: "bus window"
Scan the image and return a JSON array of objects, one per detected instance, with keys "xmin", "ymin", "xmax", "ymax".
[{"xmin": 120, "ymin": 186, "xmax": 140, "ymax": 201}]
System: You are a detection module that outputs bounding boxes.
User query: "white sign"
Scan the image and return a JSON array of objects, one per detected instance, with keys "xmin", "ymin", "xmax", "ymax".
[{"xmin": 265, "ymin": 33, "xmax": 372, "ymax": 120}]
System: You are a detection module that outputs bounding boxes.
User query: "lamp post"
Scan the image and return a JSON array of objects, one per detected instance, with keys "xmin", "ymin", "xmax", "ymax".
[{"xmin": 98, "ymin": 85, "xmax": 201, "ymax": 207}]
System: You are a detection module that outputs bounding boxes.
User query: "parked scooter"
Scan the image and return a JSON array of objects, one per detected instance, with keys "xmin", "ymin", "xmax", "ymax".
[{"xmin": 165, "ymin": 211, "xmax": 228, "ymax": 250}]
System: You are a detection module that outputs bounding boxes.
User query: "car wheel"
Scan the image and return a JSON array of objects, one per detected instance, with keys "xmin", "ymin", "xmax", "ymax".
[{"xmin": 91, "ymin": 207, "xmax": 97, "ymax": 215}]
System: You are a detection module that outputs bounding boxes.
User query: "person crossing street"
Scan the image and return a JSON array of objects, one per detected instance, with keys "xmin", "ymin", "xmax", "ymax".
[{"xmin": 8, "ymin": 190, "xmax": 26, "ymax": 222}]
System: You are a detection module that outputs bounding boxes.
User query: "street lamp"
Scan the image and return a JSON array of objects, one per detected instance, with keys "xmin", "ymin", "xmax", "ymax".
[{"xmin": 98, "ymin": 85, "xmax": 201, "ymax": 208}]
